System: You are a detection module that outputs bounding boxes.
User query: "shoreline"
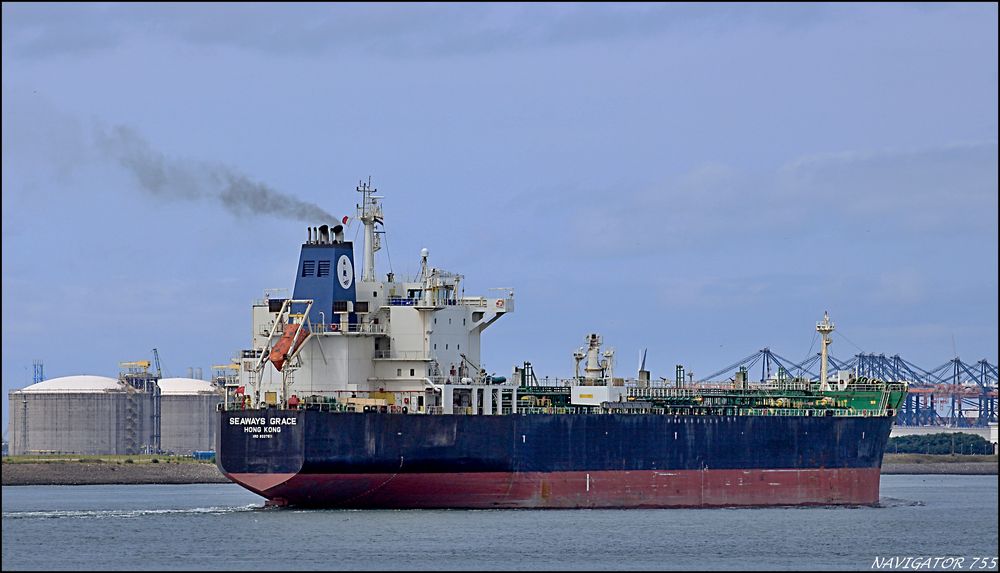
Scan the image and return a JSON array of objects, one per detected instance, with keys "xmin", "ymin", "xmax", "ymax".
[
  {"xmin": 3, "ymin": 457, "xmax": 996, "ymax": 486},
  {"xmin": 880, "ymin": 462, "xmax": 998, "ymax": 475},
  {"xmin": 2, "ymin": 461, "xmax": 230, "ymax": 486}
]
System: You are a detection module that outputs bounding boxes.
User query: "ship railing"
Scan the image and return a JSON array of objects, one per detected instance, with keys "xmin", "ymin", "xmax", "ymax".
[
  {"xmin": 845, "ymin": 384, "xmax": 891, "ymax": 392},
  {"xmin": 528, "ymin": 378, "xmax": 631, "ymax": 388},
  {"xmin": 524, "ymin": 378, "xmax": 571, "ymax": 387},
  {"xmin": 733, "ymin": 407, "xmax": 888, "ymax": 417},
  {"xmin": 425, "ymin": 406, "xmax": 519, "ymax": 415},
  {"xmin": 629, "ymin": 386, "xmax": 813, "ymax": 399},
  {"xmin": 534, "ymin": 380, "xmax": 761, "ymax": 392},
  {"xmin": 265, "ymin": 389, "xmax": 430, "ymax": 412},
  {"xmin": 807, "ymin": 382, "xmax": 906, "ymax": 393},
  {"xmin": 758, "ymin": 381, "xmax": 812, "ymax": 391},
  {"xmin": 373, "ymin": 350, "xmax": 433, "ymax": 360},
  {"xmin": 517, "ymin": 406, "xmax": 576, "ymax": 415},
  {"xmin": 427, "ymin": 375, "xmax": 511, "ymax": 386},
  {"xmin": 313, "ymin": 322, "xmax": 386, "ymax": 335},
  {"xmin": 629, "ymin": 388, "xmax": 698, "ymax": 399},
  {"xmin": 386, "ymin": 297, "xmax": 489, "ymax": 308}
]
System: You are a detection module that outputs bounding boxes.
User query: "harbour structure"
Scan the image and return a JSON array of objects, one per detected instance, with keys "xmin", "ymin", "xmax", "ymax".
[
  {"xmin": 119, "ymin": 358, "xmax": 161, "ymax": 455},
  {"xmin": 869, "ymin": 357, "xmax": 996, "ymax": 427},
  {"xmin": 158, "ymin": 377, "xmax": 224, "ymax": 455},
  {"xmin": 7, "ymin": 357, "xmax": 223, "ymax": 456},
  {"xmin": 7, "ymin": 375, "xmax": 146, "ymax": 456},
  {"xmin": 217, "ymin": 181, "xmax": 907, "ymax": 509},
  {"xmin": 700, "ymin": 349, "xmax": 997, "ymax": 427}
]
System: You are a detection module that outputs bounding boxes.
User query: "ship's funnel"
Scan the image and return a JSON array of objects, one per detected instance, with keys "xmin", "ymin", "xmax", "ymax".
[
  {"xmin": 332, "ymin": 224, "xmax": 344, "ymax": 243},
  {"xmin": 318, "ymin": 224, "xmax": 330, "ymax": 244}
]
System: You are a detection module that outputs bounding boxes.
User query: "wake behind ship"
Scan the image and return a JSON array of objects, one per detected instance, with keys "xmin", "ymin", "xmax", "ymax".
[{"xmin": 217, "ymin": 181, "xmax": 907, "ymax": 508}]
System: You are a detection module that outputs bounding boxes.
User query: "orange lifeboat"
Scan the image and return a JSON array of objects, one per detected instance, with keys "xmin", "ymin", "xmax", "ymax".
[{"xmin": 269, "ymin": 323, "xmax": 310, "ymax": 372}]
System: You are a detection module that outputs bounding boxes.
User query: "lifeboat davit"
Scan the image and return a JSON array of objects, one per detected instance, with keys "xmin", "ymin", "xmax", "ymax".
[{"xmin": 269, "ymin": 324, "xmax": 310, "ymax": 372}]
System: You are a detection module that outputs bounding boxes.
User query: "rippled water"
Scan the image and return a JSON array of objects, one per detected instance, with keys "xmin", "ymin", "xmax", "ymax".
[{"xmin": 3, "ymin": 475, "xmax": 997, "ymax": 570}]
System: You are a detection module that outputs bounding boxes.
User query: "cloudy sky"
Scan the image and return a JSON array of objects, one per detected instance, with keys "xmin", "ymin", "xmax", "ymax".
[{"xmin": 2, "ymin": 3, "xmax": 997, "ymax": 432}]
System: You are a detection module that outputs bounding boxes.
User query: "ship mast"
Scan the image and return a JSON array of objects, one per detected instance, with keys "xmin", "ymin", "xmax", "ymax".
[
  {"xmin": 357, "ymin": 177, "xmax": 383, "ymax": 283},
  {"xmin": 817, "ymin": 311, "xmax": 835, "ymax": 391}
]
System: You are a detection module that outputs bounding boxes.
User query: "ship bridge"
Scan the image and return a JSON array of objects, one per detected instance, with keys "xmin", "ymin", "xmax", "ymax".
[{"xmin": 232, "ymin": 179, "xmax": 514, "ymax": 414}]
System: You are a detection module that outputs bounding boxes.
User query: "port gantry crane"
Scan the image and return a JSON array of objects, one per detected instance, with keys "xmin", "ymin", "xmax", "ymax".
[{"xmin": 699, "ymin": 347, "xmax": 997, "ymax": 427}]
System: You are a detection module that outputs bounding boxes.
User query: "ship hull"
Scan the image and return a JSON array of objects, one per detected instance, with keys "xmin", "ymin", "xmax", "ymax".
[
  {"xmin": 225, "ymin": 468, "xmax": 882, "ymax": 509},
  {"xmin": 218, "ymin": 410, "xmax": 892, "ymax": 508}
]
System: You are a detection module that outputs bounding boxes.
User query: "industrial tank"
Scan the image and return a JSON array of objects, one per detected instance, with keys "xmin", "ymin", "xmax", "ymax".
[
  {"xmin": 7, "ymin": 375, "xmax": 155, "ymax": 455},
  {"xmin": 157, "ymin": 377, "xmax": 222, "ymax": 455}
]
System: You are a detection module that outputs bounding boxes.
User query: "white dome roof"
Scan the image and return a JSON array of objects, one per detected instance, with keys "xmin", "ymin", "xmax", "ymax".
[
  {"xmin": 157, "ymin": 377, "xmax": 219, "ymax": 395},
  {"xmin": 19, "ymin": 375, "xmax": 122, "ymax": 393}
]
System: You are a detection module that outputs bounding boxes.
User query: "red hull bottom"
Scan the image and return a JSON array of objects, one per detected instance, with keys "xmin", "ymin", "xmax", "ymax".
[{"xmin": 227, "ymin": 468, "xmax": 883, "ymax": 509}]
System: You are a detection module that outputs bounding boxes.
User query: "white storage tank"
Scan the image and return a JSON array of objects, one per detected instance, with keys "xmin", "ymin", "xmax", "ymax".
[
  {"xmin": 157, "ymin": 378, "xmax": 223, "ymax": 455},
  {"xmin": 7, "ymin": 375, "xmax": 155, "ymax": 455}
]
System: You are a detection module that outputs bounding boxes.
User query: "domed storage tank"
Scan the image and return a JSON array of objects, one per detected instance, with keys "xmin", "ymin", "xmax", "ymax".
[
  {"xmin": 7, "ymin": 375, "xmax": 154, "ymax": 455},
  {"xmin": 157, "ymin": 378, "xmax": 223, "ymax": 455}
]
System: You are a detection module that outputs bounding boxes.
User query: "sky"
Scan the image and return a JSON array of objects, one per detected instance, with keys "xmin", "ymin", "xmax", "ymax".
[{"xmin": 2, "ymin": 3, "xmax": 997, "ymax": 434}]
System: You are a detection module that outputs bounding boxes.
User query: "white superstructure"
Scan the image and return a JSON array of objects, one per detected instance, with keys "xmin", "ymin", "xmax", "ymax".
[{"xmin": 233, "ymin": 181, "xmax": 516, "ymax": 415}]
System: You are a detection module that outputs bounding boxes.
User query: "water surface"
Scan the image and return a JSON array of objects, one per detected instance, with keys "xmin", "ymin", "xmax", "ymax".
[{"xmin": 3, "ymin": 475, "xmax": 997, "ymax": 570}]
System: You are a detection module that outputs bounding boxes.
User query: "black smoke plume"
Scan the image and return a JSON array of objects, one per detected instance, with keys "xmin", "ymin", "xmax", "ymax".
[{"xmin": 96, "ymin": 124, "xmax": 333, "ymax": 221}]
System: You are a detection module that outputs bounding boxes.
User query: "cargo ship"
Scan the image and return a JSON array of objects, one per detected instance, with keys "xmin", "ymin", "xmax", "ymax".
[{"xmin": 217, "ymin": 180, "xmax": 907, "ymax": 508}]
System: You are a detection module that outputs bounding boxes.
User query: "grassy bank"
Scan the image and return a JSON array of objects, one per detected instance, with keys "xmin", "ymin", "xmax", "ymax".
[
  {"xmin": 881, "ymin": 453, "xmax": 997, "ymax": 475},
  {"xmin": 883, "ymin": 453, "xmax": 998, "ymax": 464}
]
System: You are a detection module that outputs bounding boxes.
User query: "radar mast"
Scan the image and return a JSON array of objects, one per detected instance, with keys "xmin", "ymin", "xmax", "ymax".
[{"xmin": 357, "ymin": 177, "xmax": 383, "ymax": 282}]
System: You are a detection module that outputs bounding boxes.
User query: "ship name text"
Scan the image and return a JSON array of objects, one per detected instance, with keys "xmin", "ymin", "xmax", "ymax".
[{"xmin": 229, "ymin": 416, "xmax": 297, "ymax": 438}]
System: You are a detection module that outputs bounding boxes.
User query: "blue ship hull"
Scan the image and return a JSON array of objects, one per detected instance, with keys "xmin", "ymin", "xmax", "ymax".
[{"xmin": 217, "ymin": 410, "xmax": 892, "ymax": 508}]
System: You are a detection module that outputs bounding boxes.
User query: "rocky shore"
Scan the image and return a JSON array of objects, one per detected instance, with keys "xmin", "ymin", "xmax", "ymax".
[
  {"xmin": 2, "ymin": 461, "xmax": 230, "ymax": 486},
  {"xmin": 3, "ymin": 456, "xmax": 996, "ymax": 486}
]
